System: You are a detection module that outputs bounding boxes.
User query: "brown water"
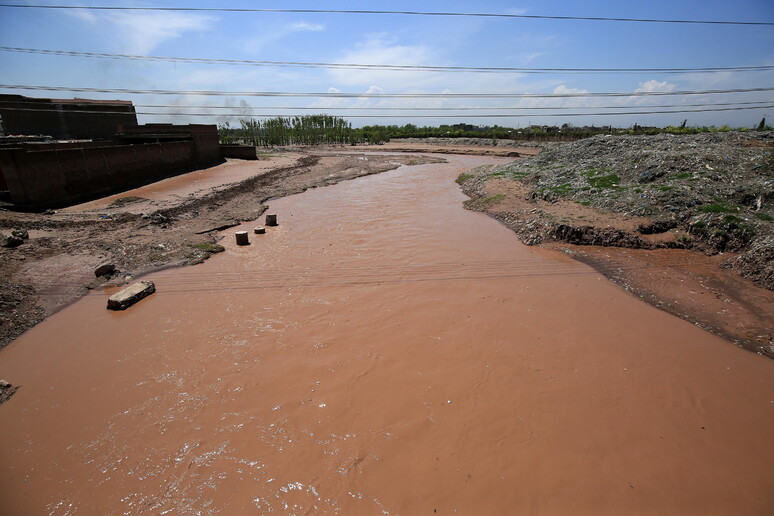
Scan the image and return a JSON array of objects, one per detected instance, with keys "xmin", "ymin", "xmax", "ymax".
[{"xmin": 1, "ymin": 155, "xmax": 773, "ymax": 515}]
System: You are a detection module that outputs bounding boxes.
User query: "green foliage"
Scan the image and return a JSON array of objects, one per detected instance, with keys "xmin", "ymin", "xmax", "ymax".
[
  {"xmin": 479, "ymin": 194, "xmax": 505, "ymax": 205},
  {"xmin": 754, "ymin": 212, "xmax": 773, "ymax": 221},
  {"xmin": 455, "ymin": 173, "xmax": 474, "ymax": 184},
  {"xmin": 698, "ymin": 203, "xmax": 736, "ymax": 213},
  {"xmin": 218, "ymin": 115, "xmax": 357, "ymax": 146},
  {"xmin": 537, "ymin": 183, "xmax": 574, "ymax": 196},
  {"xmin": 582, "ymin": 168, "xmax": 620, "ymax": 189}
]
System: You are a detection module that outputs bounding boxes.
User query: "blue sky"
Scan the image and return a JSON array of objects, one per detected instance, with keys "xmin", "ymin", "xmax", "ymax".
[{"xmin": 1, "ymin": 0, "xmax": 772, "ymax": 128}]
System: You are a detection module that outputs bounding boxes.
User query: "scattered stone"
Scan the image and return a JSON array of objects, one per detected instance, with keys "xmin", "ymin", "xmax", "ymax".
[
  {"xmin": 107, "ymin": 280, "xmax": 156, "ymax": 310},
  {"xmin": 1, "ymin": 234, "xmax": 24, "ymax": 248},
  {"xmin": 11, "ymin": 229, "xmax": 29, "ymax": 240},
  {"xmin": 0, "ymin": 379, "xmax": 19, "ymax": 404},
  {"xmin": 94, "ymin": 263, "xmax": 117, "ymax": 277}
]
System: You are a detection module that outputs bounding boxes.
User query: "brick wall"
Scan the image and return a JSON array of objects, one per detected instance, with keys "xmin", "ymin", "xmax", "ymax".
[{"xmin": 0, "ymin": 140, "xmax": 221, "ymax": 209}]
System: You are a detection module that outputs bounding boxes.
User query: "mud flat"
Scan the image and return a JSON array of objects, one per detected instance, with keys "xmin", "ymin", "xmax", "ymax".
[{"xmin": 0, "ymin": 155, "xmax": 772, "ymax": 515}]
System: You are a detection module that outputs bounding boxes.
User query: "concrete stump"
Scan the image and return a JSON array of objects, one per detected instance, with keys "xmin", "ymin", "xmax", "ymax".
[
  {"xmin": 107, "ymin": 280, "xmax": 155, "ymax": 310},
  {"xmin": 254, "ymin": 226, "xmax": 266, "ymax": 234},
  {"xmin": 265, "ymin": 214, "xmax": 278, "ymax": 226},
  {"xmin": 235, "ymin": 231, "xmax": 250, "ymax": 245}
]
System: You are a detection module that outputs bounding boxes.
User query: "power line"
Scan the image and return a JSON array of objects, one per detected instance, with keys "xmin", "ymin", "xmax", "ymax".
[
  {"xmin": 2, "ymin": 84, "xmax": 773, "ymax": 98},
  {"xmin": 2, "ymin": 105, "xmax": 770, "ymax": 118},
  {"xmin": 1, "ymin": 4, "xmax": 772, "ymax": 26},
  {"xmin": 3, "ymin": 47, "xmax": 773, "ymax": 75},
  {"xmin": 4, "ymin": 100, "xmax": 772, "ymax": 111}
]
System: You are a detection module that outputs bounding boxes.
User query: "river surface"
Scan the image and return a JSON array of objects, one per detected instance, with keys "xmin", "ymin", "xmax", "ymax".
[{"xmin": 1, "ymin": 155, "xmax": 773, "ymax": 515}]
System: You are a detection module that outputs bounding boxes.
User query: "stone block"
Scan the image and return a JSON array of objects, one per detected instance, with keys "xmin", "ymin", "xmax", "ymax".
[{"xmin": 107, "ymin": 280, "xmax": 155, "ymax": 310}]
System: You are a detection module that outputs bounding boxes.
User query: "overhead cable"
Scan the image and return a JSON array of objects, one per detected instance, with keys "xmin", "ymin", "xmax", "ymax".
[
  {"xmin": 2, "ymin": 47, "xmax": 773, "ymax": 75},
  {"xmin": 4, "ymin": 100, "xmax": 772, "ymax": 111},
  {"xmin": 0, "ymin": 4, "xmax": 772, "ymax": 26},
  {"xmin": 2, "ymin": 84, "xmax": 773, "ymax": 98},
  {"xmin": 2, "ymin": 105, "xmax": 771, "ymax": 118}
]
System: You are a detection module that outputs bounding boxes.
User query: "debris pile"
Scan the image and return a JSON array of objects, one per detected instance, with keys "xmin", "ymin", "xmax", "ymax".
[{"xmin": 462, "ymin": 131, "xmax": 774, "ymax": 290}]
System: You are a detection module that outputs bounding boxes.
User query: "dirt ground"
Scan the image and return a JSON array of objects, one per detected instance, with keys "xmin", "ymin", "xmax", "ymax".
[{"xmin": 0, "ymin": 151, "xmax": 442, "ymax": 347}]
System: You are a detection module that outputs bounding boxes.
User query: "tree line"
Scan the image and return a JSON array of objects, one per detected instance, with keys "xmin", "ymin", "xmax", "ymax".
[
  {"xmin": 218, "ymin": 115, "xmax": 357, "ymax": 146},
  {"xmin": 219, "ymin": 117, "xmax": 771, "ymax": 147}
]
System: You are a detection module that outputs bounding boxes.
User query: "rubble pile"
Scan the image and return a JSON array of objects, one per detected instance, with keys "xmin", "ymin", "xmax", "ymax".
[{"xmin": 465, "ymin": 131, "xmax": 774, "ymax": 289}]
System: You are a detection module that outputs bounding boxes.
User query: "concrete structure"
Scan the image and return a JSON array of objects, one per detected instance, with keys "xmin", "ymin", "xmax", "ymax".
[
  {"xmin": 220, "ymin": 144, "xmax": 259, "ymax": 160},
  {"xmin": 107, "ymin": 281, "xmax": 156, "ymax": 310},
  {"xmin": 0, "ymin": 94, "xmax": 138, "ymax": 140},
  {"xmin": 0, "ymin": 124, "xmax": 223, "ymax": 209}
]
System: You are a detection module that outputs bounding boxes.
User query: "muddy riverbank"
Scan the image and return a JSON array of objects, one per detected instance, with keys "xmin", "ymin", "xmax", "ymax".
[
  {"xmin": 0, "ymin": 151, "xmax": 442, "ymax": 347},
  {"xmin": 1, "ymin": 154, "xmax": 772, "ymax": 515},
  {"xmin": 460, "ymin": 132, "xmax": 774, "ymax": 356}
]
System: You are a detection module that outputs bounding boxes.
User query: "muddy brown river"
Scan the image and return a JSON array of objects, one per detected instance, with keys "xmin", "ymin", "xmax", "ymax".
[{"xmin": 1, "ymin": 155, "xmax": 773, "ymax": 515}]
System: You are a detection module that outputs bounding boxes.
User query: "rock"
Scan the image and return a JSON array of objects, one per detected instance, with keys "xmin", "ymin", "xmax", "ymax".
[
  {"xmin": 11, "ymin": 229, "xmax": 29, "ymax": 240},
  {"xmin": 1, "ymin": 234, "xmax": 24, "ymax": 248},
  {"xmin": 94, "ymin": 263, "xmax": 117, "ymax": 277},
  {"xmin": 0, "ymin": 379, "xmax": 19, "ymax": 404},
  {"xmin": 107, "ymin": 280, "xmax": 156, "ymax": 310}
]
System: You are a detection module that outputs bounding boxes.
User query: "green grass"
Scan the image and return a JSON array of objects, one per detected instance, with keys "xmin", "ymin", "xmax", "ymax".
[
  {"xmin": 455, "ymin": 173, "xmax": 474, "ymax": 184},
  {"xmin": 479, "ymin": 194, "xmax": 505, "ymax": 205},
  {"xmin": 582, "ymin": 168, "xmax": 620, "ymax": 189},
  {"xmin": 724, "ymin": 215, "xmax": 744, "ymax": 224},
  {"xmin": 754, "ymin": 212, "xmax": 773, "ymax": 221},
  {"xmin": 651, "ymin": 185, "xmax": 677, "ymax": 191},
  {"xmin": 491, "ymin": 170, "xmax": 530, "ymax": 180}
]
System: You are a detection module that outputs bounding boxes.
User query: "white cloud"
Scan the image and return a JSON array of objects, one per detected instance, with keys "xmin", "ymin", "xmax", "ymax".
[
  {"xmin": 62, "ymin": 9, "xmax": 215, "ymax": 54},
  {"xmin": 553, "ymin": 85, "xmax": 590, "ymax": 95},
  {"xmin": 104, "ymin": 12, "xmax": 214, "ymax": 55},
  {"xmin": 326, "ymin": 36, "xmax": 438, "ymax": 89},
  {"xmin": 635, "ymin": 80, "xmax": 677, "ymax": 93},
  {"xmin": 287, "ymin": 22, "xmax": 324, "ymax": 32},
  {"xmin": 243, "ymin": 21, "xmax": 326, "ymax": 53}
]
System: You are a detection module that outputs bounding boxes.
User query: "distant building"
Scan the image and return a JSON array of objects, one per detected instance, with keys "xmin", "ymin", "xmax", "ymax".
[{"xmin": 0, "ymin": 94, "xmax": 138, "ymax": 140}]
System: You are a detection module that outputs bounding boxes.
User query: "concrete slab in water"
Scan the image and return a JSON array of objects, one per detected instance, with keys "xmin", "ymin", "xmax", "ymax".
[{"xmin": 106, "ymin": 280, "xmax": 155, "ymax": 310}]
